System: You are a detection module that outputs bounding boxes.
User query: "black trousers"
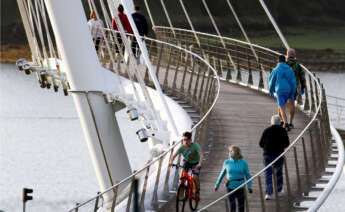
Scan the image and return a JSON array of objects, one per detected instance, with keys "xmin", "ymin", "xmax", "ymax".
[
  {"xmin": 93, "ymin": 37, "xmax": 101, "ymax": 52},
  {"xmin": 227, "ymin": 187, "xmax": 245, "ymax": 212}
]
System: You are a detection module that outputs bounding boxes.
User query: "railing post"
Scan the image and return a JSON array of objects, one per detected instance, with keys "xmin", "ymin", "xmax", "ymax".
[
  {"xmin": 258, "ymin": 176, "xmax": 266, "ymax": 212},
  {"xmin": 172, "ymin": 50, "xmax": 182, "ymax": 95},
  {"xmin": 259, "ymin": 70, "xmax": 265, "ymax": 90},
  {"xmin": 126, "ymin": 173, "xmax": 137, "ymax": 212},
  {"xmin": 198, "ymin": 64, "xmax": 207, "ymax": 105},
  {"xmin": 301, "ymin": 137, "xmax": 311, "ymax": 194},
  {"xmin": 309, "ymin": 75, "xmax": 316, "ymax": 113},
  {"xmin": 283, "ymin": 159, "xmax": 292, "ymax": 207},
  {"xmin": 293, "ymin": 147, "xmax": 302, "ymax": 196},
  {"xmin": 163, "ymin": 144, "xmax": 176, "ymax": 197},
  {"xmin": 303, "ymin": 78, "xmax": 310, "ymax": 112},
  {"xmin": 193, "ymin": 63, "xmax": 202, "ymax": 102},
  {"xmin": 139, "ymin": 163, "xmax": 151, "ymax": 211},
  {"xmin": 180, "ymin": 54, "xmax": 189, "ymax": 96},
  {"xmin": 272, "ymin": 168, "xmax": 280, "ymax": 212},
  {"xmin": 247, "ymin": 50, "xmax": 253, "ymax": 86},
  {"xmin": 313, "ymin": 73, "xmax": 320, "ymax": 106},
  {"xmin": 110, "ymin": 185, "xmax": 119, "ymax": 212},
  {"xmin": 308, "ymin": 128, "xmax": 318, "ymax": 176},
  {"xmin": 93, "ymin": 192, "xmax": 101, "ymax": 212},
  {"xmin": 152, "ymin": 157, "xmax": 164, "ymax": 209},
  {"xmin": 226, "ymin": 60, "xmax": 232, "ymax": 80},
  {"xmin": 75, "ymin": 203, "xmax": 79, "ymax": 212},
  {"xmin": 163, "ymin": 46, "xmax": 173, "ymax": 92},
  {"xmin": 187, "ymin": 59, "xmax": 197, "ymax": 98},
  {"xmin": 155, "ymin": 43, "xmax": 164, "ymax": 79}
]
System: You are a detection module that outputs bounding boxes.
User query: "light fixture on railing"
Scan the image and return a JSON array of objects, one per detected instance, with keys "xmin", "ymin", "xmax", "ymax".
[
  {"xmin": 53, "ymin": 76, "xmax": 60, "ymax": 92},
  {"xmin": 127, "ymin": 107, "xmax": 139, "ymax": 121},
  {"xmin": 136, "ymin": 128, "xmax": 148, "ymax": 142},
  {"xmin": 62, "ymin": 80, "xmax": 69, "ymax": 96},
  {"xmin": 39, "ymin": 70, "xmax": 48, "ymax": 88},
  {"xmin": 16, "ymin": 58, "xmax": 26, "ymax": 71},
  {"xmin": 23, "ymin": 63, "xmax": 32, "ymax": 75}
]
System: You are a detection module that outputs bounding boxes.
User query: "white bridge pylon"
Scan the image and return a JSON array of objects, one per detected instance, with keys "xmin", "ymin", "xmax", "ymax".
[{"xmin": 38, "ymin": 0, "xmax": 191, "ymax": 205}]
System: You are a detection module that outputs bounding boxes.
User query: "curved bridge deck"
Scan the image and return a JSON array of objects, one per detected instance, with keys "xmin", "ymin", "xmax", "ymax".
[{"xmin": 160, "ymin": 81, "xmax": 320, "ymax": 212}]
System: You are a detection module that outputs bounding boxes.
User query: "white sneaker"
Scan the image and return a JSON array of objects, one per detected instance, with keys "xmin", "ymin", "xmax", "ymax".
[
  {"xmin": 278, "ymin": 189, "xmax": 285, "ymax": 197},
  {"xmin": 265, "ymin": 194, "xmax": 272, "ymax": 200}
]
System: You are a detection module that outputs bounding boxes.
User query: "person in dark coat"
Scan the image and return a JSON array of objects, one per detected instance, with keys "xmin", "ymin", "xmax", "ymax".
[
  {"xmin": 131, "ymin": 6, "xmax": 148, "ymax": 57},
  {"xmin": 259, "ymin": 115, "xmax": 290, "ymax": 200}
]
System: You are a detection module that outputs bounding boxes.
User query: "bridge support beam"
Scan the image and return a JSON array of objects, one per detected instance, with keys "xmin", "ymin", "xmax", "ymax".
[{"xmin": 44, "ymin": 0, "xmax": 131, "ymax": 204}]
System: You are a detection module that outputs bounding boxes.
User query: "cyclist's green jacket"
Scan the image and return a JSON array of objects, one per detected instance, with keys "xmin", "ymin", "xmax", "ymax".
[{"xmin": 177, "ymin": 142, "xmax": 201, "ymax": 164}]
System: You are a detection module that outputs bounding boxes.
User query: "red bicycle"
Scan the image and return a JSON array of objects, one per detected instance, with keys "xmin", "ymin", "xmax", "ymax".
[{"xmin": 173, "ymin": 164, "xmax": 199, "ymax": 212}]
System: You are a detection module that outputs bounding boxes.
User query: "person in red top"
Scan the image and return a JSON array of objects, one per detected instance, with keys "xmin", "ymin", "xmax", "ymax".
[
  {"xmin": 112, "ymin": 4, "xmax": 132, "ymax": 54},
  {"xmin": 112, "ymin": 4, "xmax": 133, "ymax": 34}
]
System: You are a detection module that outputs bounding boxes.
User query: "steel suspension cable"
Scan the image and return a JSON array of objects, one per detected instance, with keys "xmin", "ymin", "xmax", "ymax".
[
  {"xmin": 177, "ymin": 0, "xmax": 201, "ymax": 48},
  {"xmin": 201, "ymin": 0, "xmax": 238, "ymax": 73},
  {"xmin": 16, "ymin": 0, "xmax": 39, "ymax": 63},
  {"xmin": 143, "ymin": 0, "xmax": 156, "ymax": 31},
  {"xmin": 258, "ymin": 0, "xmax": 290, "ymax": 49},
  {"xmin": 225, "ymin": 0, "xmax": 267, "ymax": 75},
  {"xmin": 159, "ymin": 0, "xmax": 176, "ymax": 38},
  {"xmin": 28, "ymin": 0, "xmax": 48, "ymax": 64}
]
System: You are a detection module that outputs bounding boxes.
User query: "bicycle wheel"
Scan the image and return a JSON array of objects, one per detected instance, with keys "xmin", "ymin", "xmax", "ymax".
[
  {"xmin": 176, "ymin": 184, "xmax": 187, "ymax": 212},
  {"xmin": 189, "ymin": 182, "xmax": 199, "ymax": 211}
]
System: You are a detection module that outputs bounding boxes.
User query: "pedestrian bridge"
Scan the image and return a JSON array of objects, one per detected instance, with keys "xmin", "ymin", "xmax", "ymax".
[{"xmin": 14, "ymin": 0, "xmax": 344, "ymax": 212}]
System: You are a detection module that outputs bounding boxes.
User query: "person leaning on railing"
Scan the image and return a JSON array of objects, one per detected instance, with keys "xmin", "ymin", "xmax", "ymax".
[
  {"xmin": 169, "ymin": 131, "xmax": 203, "ymax": 200},
  {"xmin": 214, "ymin": 145, "xmax": 253, "ymax": 212},
  {"xmin": 259, "ymin": 115, "xmax": 290, "ymax": 200}
]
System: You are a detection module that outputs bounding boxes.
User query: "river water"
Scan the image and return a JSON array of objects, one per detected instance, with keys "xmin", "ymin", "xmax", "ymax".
[{"xmin": 0, "ymin": 63, "xmax": 344, "ymax": 211}]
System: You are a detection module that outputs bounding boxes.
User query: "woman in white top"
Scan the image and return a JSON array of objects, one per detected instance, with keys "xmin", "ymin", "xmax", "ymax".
[{"xmin": 87, "ymin": 11, "xmax": 104, "ymax": 52}]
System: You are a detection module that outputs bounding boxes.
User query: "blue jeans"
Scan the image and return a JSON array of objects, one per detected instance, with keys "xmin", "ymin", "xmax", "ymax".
[{"xmin": 263, "ymin": 155, "xmax": 284, "ymax": 194}]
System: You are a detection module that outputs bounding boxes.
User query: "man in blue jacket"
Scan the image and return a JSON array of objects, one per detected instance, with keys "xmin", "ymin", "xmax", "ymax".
[{"xmin": 269, "ymin": 55, "xmax": 296, "ymax": 131}]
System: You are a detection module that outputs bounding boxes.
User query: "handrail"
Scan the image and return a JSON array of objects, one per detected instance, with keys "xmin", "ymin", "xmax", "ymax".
[
  {"xmin": 68, "ymin": 32, "xmax": 221, "ymax": 211},
  {"xmin": 307, "ymin": 124, "xmax": 345, "ymax": 211}
]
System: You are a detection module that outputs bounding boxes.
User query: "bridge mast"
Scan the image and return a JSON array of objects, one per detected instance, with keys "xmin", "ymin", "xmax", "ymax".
[{"xmin": 44, "ymin": 0, "xmax": 131, "ymax": 199}]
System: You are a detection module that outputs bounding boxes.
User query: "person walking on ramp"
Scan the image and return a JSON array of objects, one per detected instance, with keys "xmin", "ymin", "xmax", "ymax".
[
  {"xmin": 286, "ymin": 48, "xmax": 306, "ymax": 128},
  {"xmin": 259, "ymin": 115, "xmax": 290, "ymax": 200},
  {"xmin": 269, "ymin": 55, "xmax": 297, "ymax": 131},
  {"xmin": 214, "ymin": 145, "xmax": 252, "ymax": 212}
]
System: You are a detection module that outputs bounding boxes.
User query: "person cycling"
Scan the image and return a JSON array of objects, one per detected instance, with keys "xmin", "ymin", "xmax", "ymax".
[{"xmin": 169, "ymin": 131, "xmax": 203, "ymax": 199}]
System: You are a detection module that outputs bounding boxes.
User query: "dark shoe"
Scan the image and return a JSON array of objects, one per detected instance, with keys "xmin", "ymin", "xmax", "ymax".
[
  {"xmin": 284, "ymin": 123, "xmax": 291, "ymax": 132},
  {"xmin": 289, "ymin": 123, "xmax": 294, "ymax": 129},
  {"xmin": 280, "ymin": 121, "xmax": 284, "ymax": 127}
]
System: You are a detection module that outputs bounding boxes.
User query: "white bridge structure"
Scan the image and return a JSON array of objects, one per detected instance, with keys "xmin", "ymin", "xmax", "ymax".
[{"xmin": 15, "ymin": 0, "xmax": 344, "ymax": 211}]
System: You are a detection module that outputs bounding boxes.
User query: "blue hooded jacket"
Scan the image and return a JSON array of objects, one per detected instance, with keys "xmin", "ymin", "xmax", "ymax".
[
  {"xmin": 269, "ymin": 62, "xmax": 297, "ymax": 99},
  {"xmin": 215, "ymin": 155, "xmax": 252, "ymax": 190}
]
